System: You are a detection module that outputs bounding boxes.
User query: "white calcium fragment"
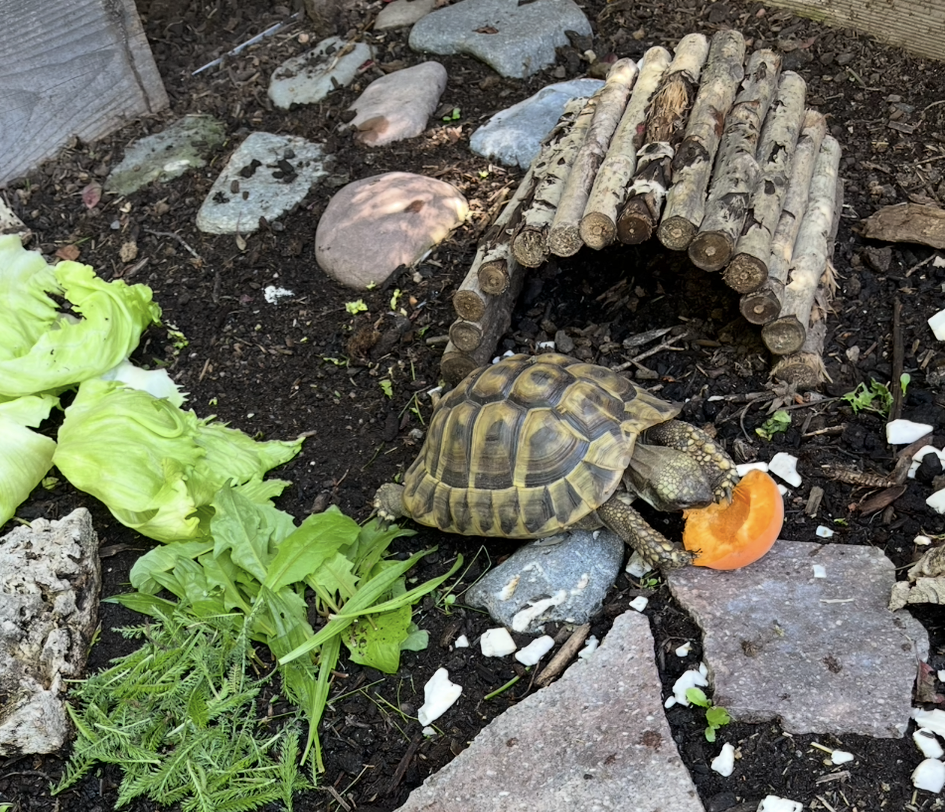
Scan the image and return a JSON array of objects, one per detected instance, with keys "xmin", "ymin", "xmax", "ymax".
[
  {"xmin": 736, "ymin": 461, "xmax": 769, "ymax": 477},
  {"xmin": 831, "ymin": 749, "xmax": 854, "ymax": 764},
  {"xmin": 927, "ymin": 489, "xmax": 945, "ymax": 515},
  {"xmin": 917, "ymin": 535, "xmax": 934, "ymax": 546},
  {"xmin": 515, "ymin": 635, "xmax": 555, "ymax": 666},
  {"xmin": 811, "ymin": 564, "xmax": 827, "ymax": 579},
  {"xmin": 417, "ymin": 668, "xmax": 462, "ymax": 726},
  {"xmin": 480, "ymin": 627, "xmax": 517, "ymax": 657},
  {"xmin": 711, "ymin": 742, "xmax": 736, "ymax": 777},
  {"xmin": 422, "ymin": 725, "xmax": 437, "ymax": 737},
  {"xmin": 511, "ymin": 590, "xmax": 568, "ymax": 632},
  {"xmin": 675, "ymin": 641, "xmax": 693, "ymax": 658},
  {"xmin": 912, "ymin": 758, "xmax": 945, "ymax": 793},
  {"xmin": 929, "ymin": 308, "xmax": 945, "ymax": 340},
  {"xmin": 578, "ymin": 635, "xmax": 599, "ymax": 660},
  {"xmin": 939, "ymin": 670, "xmax": 945, "ymax": 683},
  {"xmin": 536, "ymin": 340, "xmax": 555, "ymax": 350},
  {"xmin": 625, "ymin": 550, "xmax": 650, "ymax": 578},
  {"xmin": 914, "ymin": 708, "xmax": 945, "ymax": 737},
  {"xmin": 665, "ymin": 666, "xmax": 709, "ymax": 708},
  {"xmin": 498, "ymin": 574, "xmax": 520, "ymax": 601},
  {"xmin": 914, "ymin": 729, "xmax": 945, "ymax": 759},
  {"xmin": 768, "ymin": 452, "xmax": 802, "ymax": 487},
  {"xmin": 909, "ymin": 446, "xmax": 945, "ymax": 479},
  {"xmin": 629, "ymin": 595, "xmax": 649, "ymax": 612},
  {"xmin": 454, "ymin": 634, "xmax": 469, "ymax": 648},
  {"xmin": 758, "ymin": 796, "xmax": 803, "ymax": 812},
  {"xmin": 264, "ymin": 285, "xmax": 294, "ymax": 304},
  {"xmin": 886, "ymin": 418, "xmax": 933, "ymax": 445},
  {"xmin": 815, "ymin": 525, "xmax": 834, "ymax": 538}
]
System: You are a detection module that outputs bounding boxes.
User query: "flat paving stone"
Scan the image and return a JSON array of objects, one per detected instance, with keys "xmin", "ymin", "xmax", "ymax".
[
  {"xmin": 106, "ymin": 114, "xmax": 225, "ymax": 195},
  {"xmin": 196, "ymin": 132, "xmax": 331, "ymax": 235},
  {"xmin": 268, "ymin": 37, "xmax": 372, "ymax": 108},
  {"xmin": 395, "ymin": 610, "xmax": 705, "ymax": 812},
  {"xmin": 375, "ymin": 0, "xmax": 436, "ymax": 30},
  {"xmin": 409, "ymin": 0, "xmax": 592, "ymax": 79},
  {"xmin": 667, "ymin": 541, "xmax": 928, "ymax": 738},
  {"xmin": 470, "ymin": 78, "xmax": 604, "ymax": 168}
]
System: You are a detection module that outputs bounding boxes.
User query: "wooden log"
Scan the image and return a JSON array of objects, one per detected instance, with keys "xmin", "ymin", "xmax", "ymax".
[
  {"xmin": 615, "ymin": 34, "xmax": 709, "ymax": 245},
  {"xmin": 657, "ymin": 30, "xmax": 747, "ymax": 251},
  {"xmin": 546, "ymin": 59, "xmax": 639, "ymax": 257},
  {"xmin": 452, "ymin": 266, "xmax": 487, "ymax": 322},
  {"xmin": 477, "ymin": 164, "xmax": 538, "ymax": 295},
  {"xmin": 441, "ymin": 339, "xmax": 492, "ymax": 386},
  {"xmin": 740, "ymin": 110, "xmax": 827, "ymax": 324},
  {"xmin": 761, "ymin": 136, "xmax": 842, "ymax": 355},
  {"xmin": 512, "ymin": 97, "xmax": 597, "ymax": 268},
  {"xmin": 688, "ymin": 50, "xmax": 783, "ymax": 272},
  {"xmin": 579, "ymin": 47, "xmax": 673, "ymax": 250},
  {"xmin": 449, "ymin": 254, "xmax": 521, "ymax": 354},
  {"xmin": 769, "ymin": 307, "xmax": 829, "ymax": 389},
  {"xmin": 723, "ymin": 71, "xmax": 807, "ymax": 294}
]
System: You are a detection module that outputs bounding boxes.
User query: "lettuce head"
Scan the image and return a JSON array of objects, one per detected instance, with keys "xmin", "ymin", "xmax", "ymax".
[
  {"xmin": 53, "ymin": 378, "xmax": 304, "ymax": 543},
  {"xmin": 0, "ymin": 394, "xmax": 58, "ymax": 526},
  {"xmin": 0, "ymin": 235, "xmax": 161, "ymax": 396}
]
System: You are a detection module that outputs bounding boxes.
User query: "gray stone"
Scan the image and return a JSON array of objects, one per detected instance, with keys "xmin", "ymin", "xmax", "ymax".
[
  {"xmin": 0, "ymin": 509, "xmax": 100, "ymax": 755},
  {"xmin": 470, "ymin": 78, "xmax": 604, "ymax": 168},
  {"xmin": 315, "ymin": 172, "xmax": 468, "ymax": 289},
  {"xmin": 667, "ymin": 541, "xmax": 928, "ymax": 738},
  {"xmin": 196, "ymin": 132, "xmax": 331, "ymax": 235},
  {"xmin": 106, "ymin": 115, "xmax": 226, "ymax": 195},
  {"xmin": 466, "ymin": 530, "xmax": 625, "ymax": 633},
  {"xmin": 409, "ymin": 0, "xmax": 592, "ymax": 79},
  {"xmin": 347, "ymin": 62, "xmax": 448, "ymax": 147},
  {"xmin": 268, "ymin": 37, "xmax": 373, "ymax": 109},
  {"xmin": 375, "ymin": 0, "xmax": 436, "ymax": 30},
  {"xmin": 395, "ymin": 611, "xmax": 705, "ymax": 812}
]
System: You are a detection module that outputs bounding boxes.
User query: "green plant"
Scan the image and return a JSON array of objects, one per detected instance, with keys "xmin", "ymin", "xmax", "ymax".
[
  {"xmin": 112, "ymin": 490, "xmax": 462, "ymax": 770},
  {"xmin": 842, "ymin": 379, "xmax": 893, "ymax": 415},
  {"xmin": 686, "ymin": 687, "xmax": 731, "ymax": 742},
  {"xmin": 379, "ymin": 380, "xmax": 393, "ymax": 399},
  {"xmin": 755, "ymin": 410, "xmax": 790, "ymax": 440},
  {"xmin": 900, "ymin": 372, "xmax": 911, "ymax": 397},
  {"xmin": 345, "ymin": 300, "xmax": 367, "ymax": 315},
  {"xmin": 54, "ymin": 608, "xmax": 310, "ymax": 811},
  {"xmin": 442, "ymin": 107, "xmax": 461, "ymax": 121}
]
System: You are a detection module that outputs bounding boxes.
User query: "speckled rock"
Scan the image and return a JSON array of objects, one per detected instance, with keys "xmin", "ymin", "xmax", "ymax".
[
  {"xmin": 375, "ymin": 0, "xmax": 436, "ymax": 30},
  {"xmin": 268, "ymin": 37, "xmax": 372, "ymax": 108}
]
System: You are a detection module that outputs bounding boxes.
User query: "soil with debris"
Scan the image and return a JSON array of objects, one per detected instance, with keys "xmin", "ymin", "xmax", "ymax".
[{"xmin": 3, "ymin": 0, "xmax": 945, "ymax": 810}]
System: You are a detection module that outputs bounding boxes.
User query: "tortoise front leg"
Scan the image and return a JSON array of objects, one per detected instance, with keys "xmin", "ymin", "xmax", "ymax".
[
  {"xmin": 644, "ymin": 420, "xmax": 739, "ymax": 503},
  {"xmin": 596, "ymin": 492, "xmax": 694, "ymax": 569}
]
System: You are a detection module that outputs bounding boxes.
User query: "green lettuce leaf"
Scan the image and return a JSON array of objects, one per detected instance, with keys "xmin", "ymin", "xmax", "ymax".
[
  {"xmin": 53, "ymin": 378, "xmax": 304, "ymax": 542},
  {"xmin": 0, "ymin": 413, "xmax": 57, "ymax": 526},
  {"xmin": 0, "ymin": 235, "xmax": 161, "ymax": 396}
]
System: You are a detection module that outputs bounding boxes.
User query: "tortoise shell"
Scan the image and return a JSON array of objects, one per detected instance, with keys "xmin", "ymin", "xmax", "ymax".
[{"xmin": 402, "ymin": 353, "xmax": 680, "ymax": 537}]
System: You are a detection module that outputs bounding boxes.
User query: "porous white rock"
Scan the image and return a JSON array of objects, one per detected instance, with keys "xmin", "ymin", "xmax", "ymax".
[
  {"xmin": 515, "ymin": 635, "xmax": 555, "ymax": 666},
  {"xmin": 912, "ymin": 757, "xmax": 945, "ymax": 793},
  {"xmin": 768, "ymin": 452, "xmax": 802, "ymax": 487},
  {"xmin": 665, "ymin": 664, "xmax": 709, "ymax": 708},
  {"xmin": 417, "ymin": 668, "xmax": 462, "ymax": 726}
]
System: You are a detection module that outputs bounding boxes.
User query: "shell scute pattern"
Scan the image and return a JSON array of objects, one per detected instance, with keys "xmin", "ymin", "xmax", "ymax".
[{"xmin": 402, "ymin": 353, "xmax": 679, "ymax": 537}]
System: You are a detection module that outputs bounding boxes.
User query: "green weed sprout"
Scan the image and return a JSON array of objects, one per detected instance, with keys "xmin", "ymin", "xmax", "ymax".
[{"xmin": 686, "ymin": 687, "xmax": 732, "ymax": 742}]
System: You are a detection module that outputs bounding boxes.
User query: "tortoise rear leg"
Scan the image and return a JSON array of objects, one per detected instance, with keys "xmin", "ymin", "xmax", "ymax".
[
  {"xmin": 644, "ymin": 420, "xmax": 739, "ymax": 503},
  {"xmin": 596, "ymin": 492, "xmax": 694, "ymax": 569}
]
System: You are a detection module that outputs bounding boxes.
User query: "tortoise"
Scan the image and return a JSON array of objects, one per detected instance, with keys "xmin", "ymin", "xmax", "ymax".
[{"xmin": 374, "ymin": 352, "xmax": 739, "ymax": 568}]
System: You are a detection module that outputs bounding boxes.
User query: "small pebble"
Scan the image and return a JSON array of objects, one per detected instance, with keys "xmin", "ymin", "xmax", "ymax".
[
  {"xmin": 628, "ymin": 596, "xmax": 649, "ymax": 612},
  {"xmin": 914, "ymin": 729, "xmax": 945, "ymax": 759},
  {"xmin": 914, "ymin": 708, "xmax": 945, "ymax": 737},
  {"xmin": 675, "ymin": 641, "xmax": 693, "ymax": 657},
  {"xmin": 812, "ymin": 564, "xmax": 827, "ymax": 579},
  {"xmin": 768, "ymin": 452, "xmax": 801, "ymax": 487},
  {"xmin": 886, "ymin": 419, "xmax": 933, "ymax": 445},
  {"xmin": 480, "ymin": 627, "xmax": 517, "ymax": 657},
  {"xmin": 912, "ymin": 758, "xmax": 945, "ymax": 793},
  {"xmin": 815, "ymin": 525, "xmax": 834, "ymax": 538},
  {"xmin": 758, "ymin": 797, "xmax": 803, "ymax": 812},
  {"xmin": 831, "ymin": 749, "xmax": 854, "ymax": 764},
  {"xmin": 417, "ymin": 668, "xmax": 462, "ymax": 726},
  {"xmin": 454, "ymin": 634, "xmax": 469, "ymax": 648},
  {"xmin": 515, "ymin": 635, "xmax": 555, "ymax": 666},
  {"xmin": 578, "ymin": 635, "xmax": 599, "ymax": 659},
  {"xmin": 736, "ymin": 461, "xmax": 768, "ymax": 477},
  {"xmin": 666, "ymin": 663, "xmax": 709, "ymax": 708},
  {"xmin": 711, "ymin": 742, "xmax": 736, "ymax": 777}
]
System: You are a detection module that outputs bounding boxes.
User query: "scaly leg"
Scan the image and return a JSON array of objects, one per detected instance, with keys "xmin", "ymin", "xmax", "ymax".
[
  {"xmin": 596, "ymin": 492, "xmax": 694, "ymax": 569},
  {"xmin": 644, "ymin": 420, "xmax": 739, "ymax": 504}
]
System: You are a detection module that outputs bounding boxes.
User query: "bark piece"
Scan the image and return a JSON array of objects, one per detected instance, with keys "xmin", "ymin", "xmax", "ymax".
[
  {"xmin": 724, "ymin": 71, "xmax": 807, "ymax": 293},
  {"xmin": 688, "ymin": 49, "xmax": 783, "ymax": 272},
  {"xmin": 657, "ymin": 30, "xmax": 747, "ymax": 251},
  {"xmin": 578, "ymin": 47, "xmax": 673, "ymax": 250},
  {"xmin": 739, "ymin": 110, "xmax": 827, "ymax": 324},
  {"xmin": 762, "ymin": 136, "xmax": 842, "ymax": 357},
  {"xmin": 512, "ymin": 97, "xmax": 597, "ymax": 268},
  {"xmin": 858, "ymin": 203, "xmax": 945, "ymax": 250},
  {"xmin": 546, "ymin": 59, "xmax": 639, "ymax": 257},
  {"xmin": 616, "ymin": 34, "xmax": 710, "ymax": 245}
]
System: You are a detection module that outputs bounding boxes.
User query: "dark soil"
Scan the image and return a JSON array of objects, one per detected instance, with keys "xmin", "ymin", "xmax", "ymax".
[{"xmin": 3, "ymin": 0, "xmax": 945, "ymax": 810}]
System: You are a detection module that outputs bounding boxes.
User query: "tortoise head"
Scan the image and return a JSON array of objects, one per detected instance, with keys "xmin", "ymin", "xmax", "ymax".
[{"xmin": 374, "ymin": 482, "xmax": 407, "ymax": 524}]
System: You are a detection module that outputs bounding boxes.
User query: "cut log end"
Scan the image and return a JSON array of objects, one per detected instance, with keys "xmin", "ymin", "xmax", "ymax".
[
  {"xmin": 761, "ymin": 315, "xmax": 806, "ymax": 356},
  {"xmin": 657, "ymin": 215, "xmax": 698, "ymax": 251},
  {"xmin": 478, "ymin": 260, "xmax": 510, "ymax": 296},
  {"xmin": 452, "ymin": 288, "xmax": 486, "ymax": 323},
  {"xmin": 722, "ymin": 253, "xmax": 768, "ymax": 293},
  {"xmin": 739, "ymin": 285, "xmax": 782, "ymax": 324},
  {"xmin": 548, "ymin": 224, "xmax": 584, "ymax": 258},
  {"xmin": 512, "ymin": 229, "xmax": 548, "ymax": 269},
  {"xmin": 448, "ymin": 319, "xmax": 486, "ymax": 353},
  {"xmin": 579, "ymin": 211, "xmax": 617, "ymax": 250},
  {"xmin": 688, "ymin": 230, "xmax": 733, "ymax": 271},
  {"xmin": 441, "ymin": 345, "xmax": 488, "ymax": 385},
  {"xmin": 770, "ymin": 352, "xmax": 827, "ymax": 390},
  {"xmin": 616, "ymin": 211, "xmax": 655, "ymax": 245}
]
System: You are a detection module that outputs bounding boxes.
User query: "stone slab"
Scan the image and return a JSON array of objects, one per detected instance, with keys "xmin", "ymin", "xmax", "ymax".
[
  {"xmin": 667, "ymin": 541, "xmax": 928, "ymax": 738},
  {"xmin": 395, "ymin": 611, "xmax": 705, "ymax": 812},
  {"xmin": 268, "ymin": 37, "xmax": 372, "ymax": 108}
]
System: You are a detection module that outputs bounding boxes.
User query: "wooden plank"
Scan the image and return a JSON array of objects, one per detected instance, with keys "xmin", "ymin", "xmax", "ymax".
[
  {"xmin": 763, "ymin": 0, "xmax": 945, "ymax": 62},
  {"xmin": 0, "ymin": 0, "xmax": 168, "ymax": 186}
]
